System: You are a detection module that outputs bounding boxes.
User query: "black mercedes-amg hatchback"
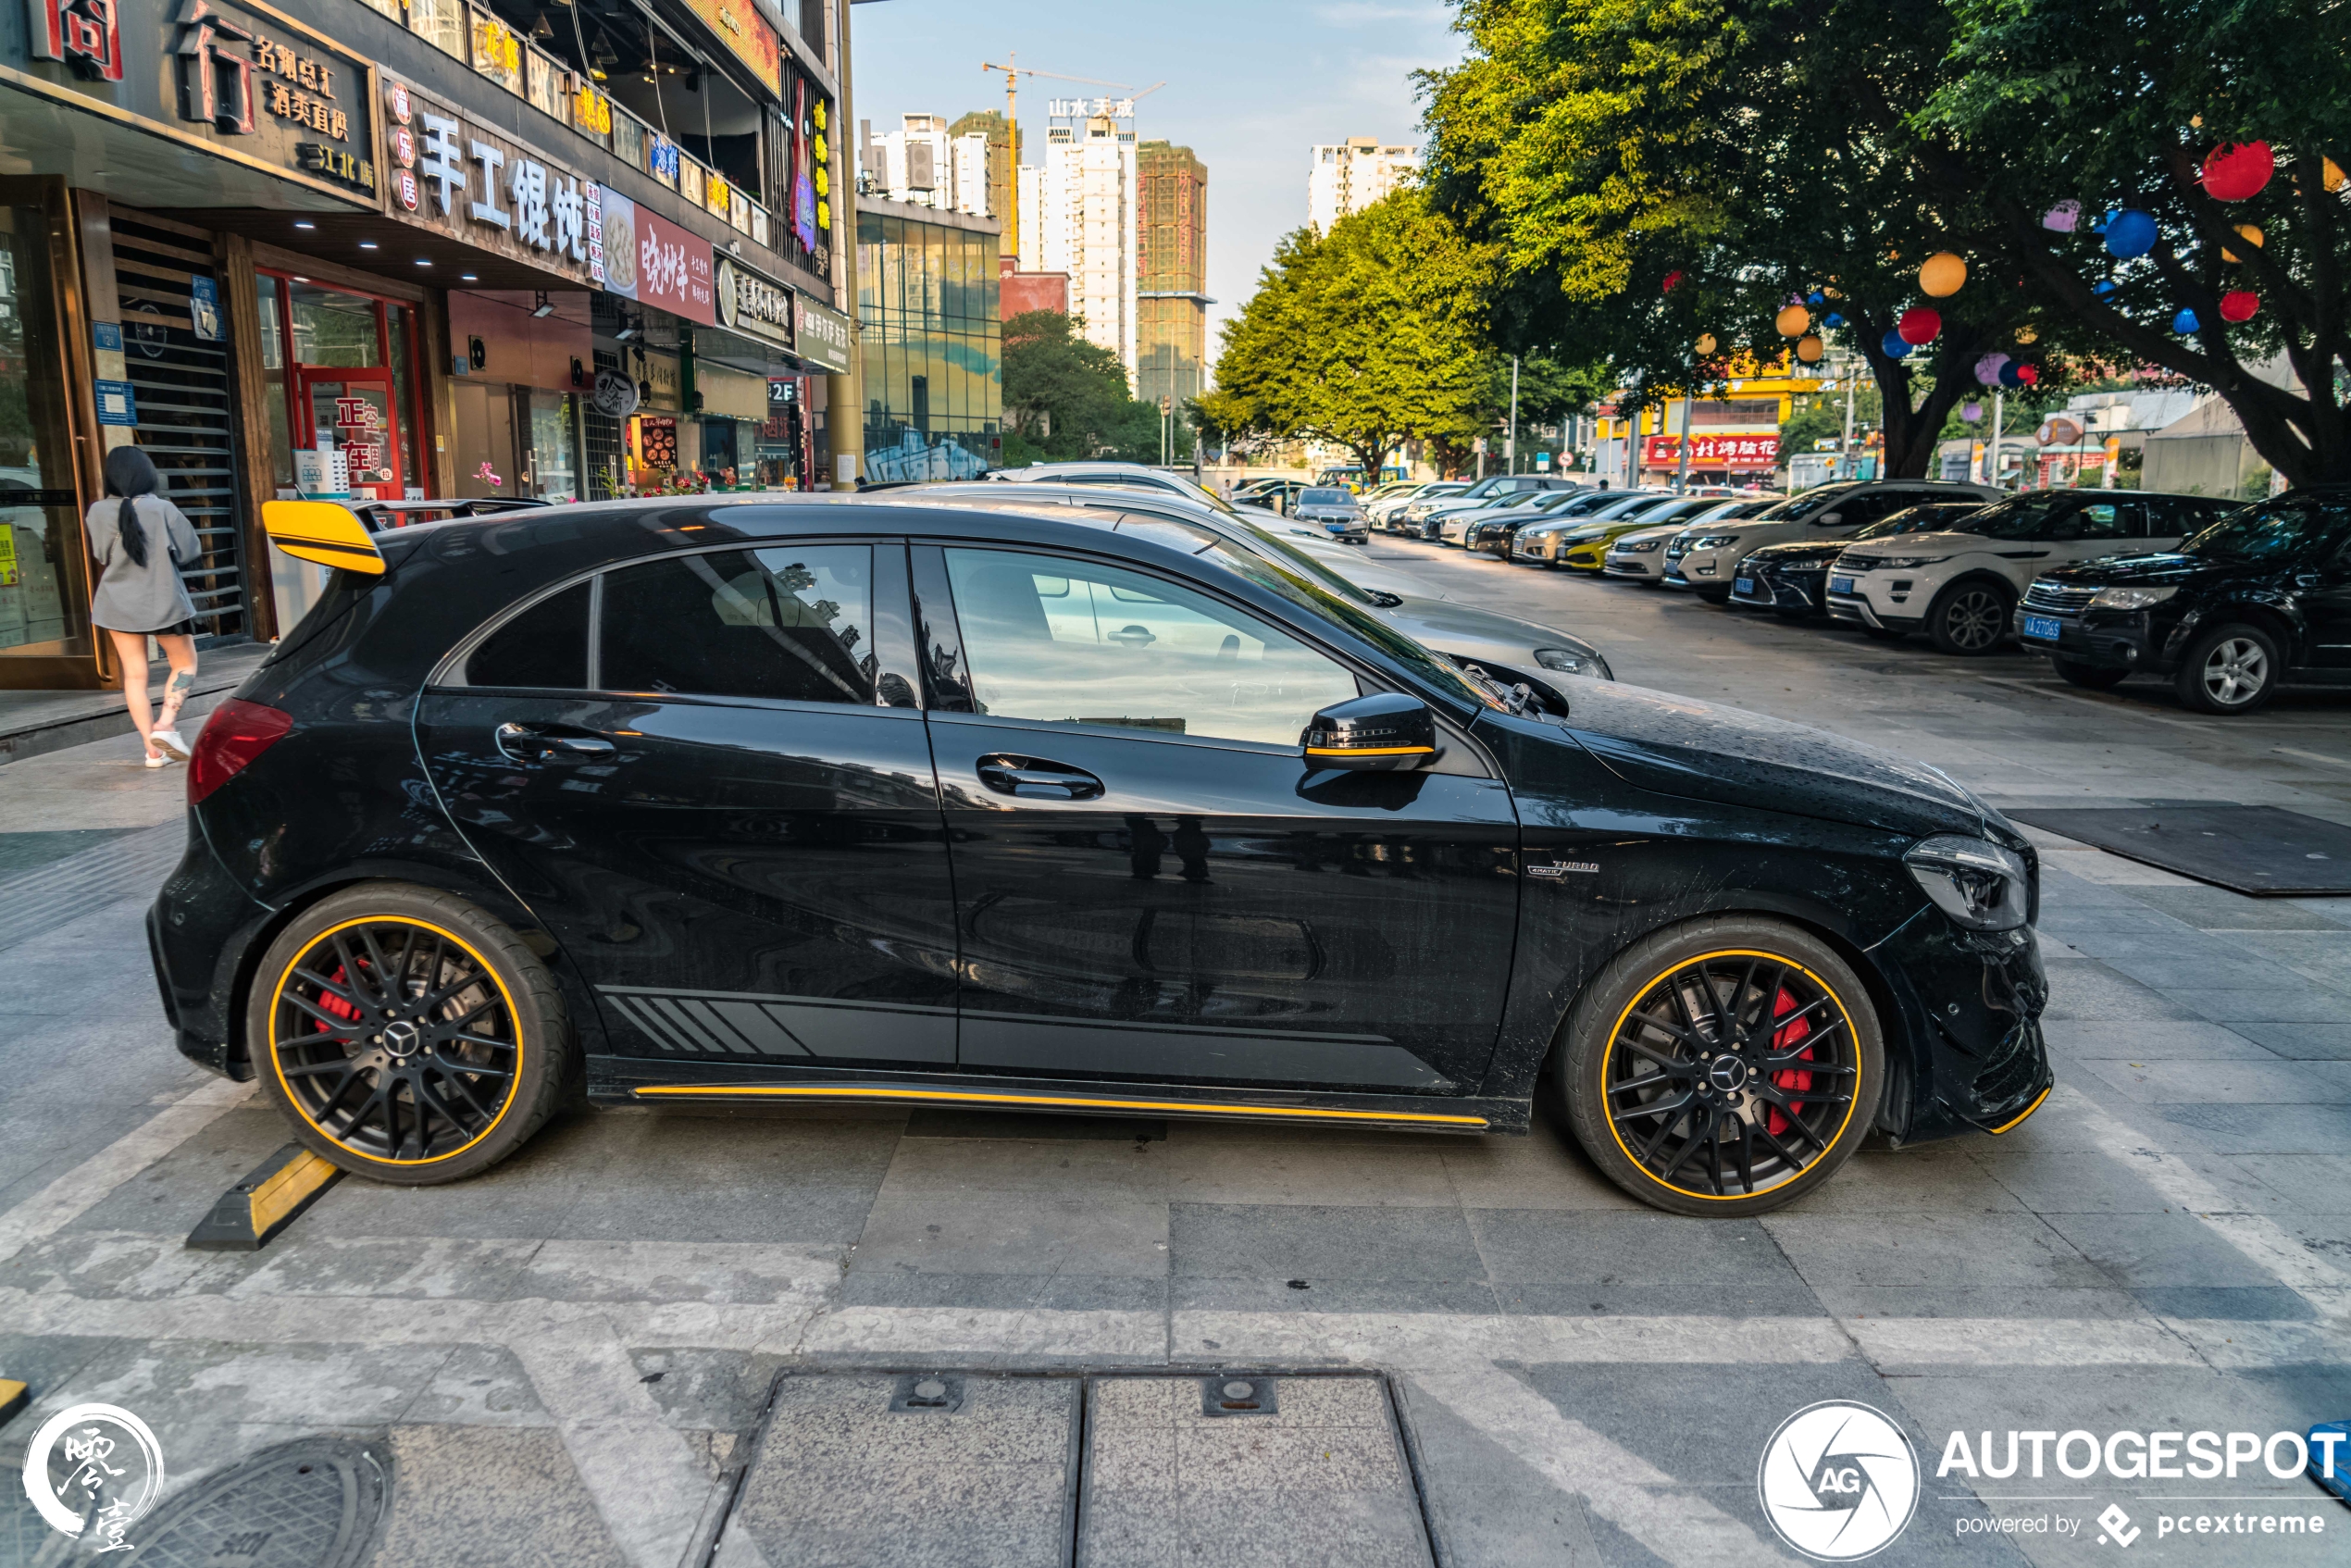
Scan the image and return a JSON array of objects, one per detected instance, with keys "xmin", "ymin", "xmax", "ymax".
[{"xmin": 148, "ymin": 496, "xmax": 2050, "ymax": 1217}]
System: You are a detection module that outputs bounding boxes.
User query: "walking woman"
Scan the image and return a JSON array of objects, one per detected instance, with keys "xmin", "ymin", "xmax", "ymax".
[{"xmin": 87, "ymin": 446, "xmax": 202, "ymax": 767}]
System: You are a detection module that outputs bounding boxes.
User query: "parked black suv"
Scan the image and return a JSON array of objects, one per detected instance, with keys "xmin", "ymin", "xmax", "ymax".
[{"xmin": 2015, "ymin": 488, "xmax": 2351, "ymax": 714}]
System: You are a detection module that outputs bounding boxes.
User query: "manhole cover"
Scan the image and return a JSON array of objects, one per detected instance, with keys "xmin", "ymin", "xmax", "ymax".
[{"xmin": 116, "ymin": 1437, "xmax": 392, "ymax": 1567}]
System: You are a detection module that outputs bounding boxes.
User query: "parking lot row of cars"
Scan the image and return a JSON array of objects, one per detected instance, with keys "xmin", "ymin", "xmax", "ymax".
[{"xmin": 1369, "ymin": 473, "xmax": 2351, "ymax": 716}]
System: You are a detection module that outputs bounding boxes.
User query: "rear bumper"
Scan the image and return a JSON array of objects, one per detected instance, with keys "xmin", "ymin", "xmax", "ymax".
[{"xmin": 149, "ymin": 824, "xmax": 274, "ymax": 1080}]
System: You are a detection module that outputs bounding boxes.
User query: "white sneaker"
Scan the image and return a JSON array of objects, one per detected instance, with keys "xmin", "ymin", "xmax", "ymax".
[
  {"xmin": 151, "ymin": 728, "xmax": 191, "ymax": 760},
  {"xmin": 143, "ymin": 751, "xmax": 169, "ymax": 769}
]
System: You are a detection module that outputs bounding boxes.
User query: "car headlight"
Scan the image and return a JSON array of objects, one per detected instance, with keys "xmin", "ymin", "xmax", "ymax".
[
  {"xmin": 1536, "ymin": 647, "xmax": 1611, "ymax": 678},
  {"xmin": 1621, "ymin": 539, "xmax": 1661, "ymax": 553},
  {"xmin": 1905, "ymin": 835, "xmax": 2031, "ymax": 931},
  {"xmin": 1863, "ymin": 555, "xmax": 1950, "ymax": 570},
  {"xmin": 1687, "ymin": 534, "xmax": 1741, "ymax": 549},
  {"xmin": 2088, "ymin": 585, "xmax": 2177, "ymax": 610}
]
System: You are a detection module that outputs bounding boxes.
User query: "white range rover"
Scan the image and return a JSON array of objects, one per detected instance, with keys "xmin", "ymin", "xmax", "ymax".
[
  {"xmin": 1665, "ymin": 479, "xmax": 1999, "ymax": 600},
  {"xmin": 1823, "ymin": 490, "xmax": 2227, "ymax": 654}
]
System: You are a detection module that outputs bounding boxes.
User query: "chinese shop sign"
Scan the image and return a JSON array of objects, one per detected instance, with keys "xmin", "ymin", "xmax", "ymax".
[
  {"xmin": 683, "ymin": 0, "xmax": 780, "ymax": 100},
  {"xmin": 380, "ymin": 74, "xmax": 593, "ymax": 286},
  {"xmin": 16, "ymin": 0, "xmax": 377, "ymax": 205},
  {"xmin": 592, "ymin": 186, "xmax": 715, "ymax": 327},
  {"xmin": 791, "ymin": 292, "xmax": 852, "ymax": 375},
  {"xmin": 1643, "ymin": 433, "xmax": 1785, "ymax": 468},
  {"xmin": 714, "ymin": 256, "xmax": 795, "ymax": 352}
]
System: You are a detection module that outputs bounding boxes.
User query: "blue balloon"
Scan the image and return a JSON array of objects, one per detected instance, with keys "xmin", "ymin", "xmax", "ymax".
[
  {"xmin": 2104, "ymin": 209, "xmax": 2158, "ymax": 259},
  {"xmin": 2173, "ymin": 308, "xmax": 2200, "ymax": 334},
  {"xmin": 1824, "ymin": 312, "xmax": 1846, "ymax": 328},
  {"xmin": 1998, "ymin": 360, "xmax": 2025, "ymax": 388},
  {"xmin": 2094, "ymin": 279, "xmax": 2119, "ymax": 298},
  {"xmin": 1881, "ymin": 330, "xmax": 1912, "ymax": 358}
]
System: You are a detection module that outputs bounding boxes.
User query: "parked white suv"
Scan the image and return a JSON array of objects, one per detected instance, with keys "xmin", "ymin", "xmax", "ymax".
[
  {"xmin": 1823, "ymin": 490, "xmax": 2218, "ymax": 654},
  {"xmin": 1664, "ymin": 480, "xmax": 2000, "ymax": 600}
]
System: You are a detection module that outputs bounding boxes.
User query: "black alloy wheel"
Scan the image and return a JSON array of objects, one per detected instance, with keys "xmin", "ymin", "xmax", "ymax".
[
  {"xmin": 250, "ymin": 883, "xmax": 573, "ymax": 1183},
  {"xmin": 2052, "ymin": 655, "xmax": 2130, "ymax": 691},
  {"xmin": 1560, "ymin": 916, "xmax": 1882, "ymax": 1216},
  {"xmin": 2174, "ymin": 622, "xmax": 2281, "ymax": 715},
  {"xmin": 1926, "ymin": 579, "xmax": 2011, "ymax": 655}
]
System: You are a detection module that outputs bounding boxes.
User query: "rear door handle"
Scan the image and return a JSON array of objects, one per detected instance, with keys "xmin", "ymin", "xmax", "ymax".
[
  {"xmin": 494, "ymin": 722, "xmax": 617, "ymax": 764},
  {"xmin": 976, "ymin": 754, "xmax": 1105, "ymax": 800}
]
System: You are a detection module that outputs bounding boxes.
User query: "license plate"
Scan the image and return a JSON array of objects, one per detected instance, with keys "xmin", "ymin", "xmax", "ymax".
[
  {"xmin": 1735, "ymin": 577, "xmax": 1755, "ymax": 595},
  {"xmin": 1829, "ymin": 575, "xmax": 1856, "ymax": 595},
  {"xmin": 2022, "ymin": 614, "xmax": 2062, "ymax": 642}
]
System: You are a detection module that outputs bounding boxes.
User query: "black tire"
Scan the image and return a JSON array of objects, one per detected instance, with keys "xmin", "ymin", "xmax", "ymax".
[
  {"xmin": 2052, "ymin": 656, "xmax": 2129, "ymax": 691},
  {"xmin": 1557, "ymin": 915, "xmax": 1885, "ymax": 1217},
  {"xmin": 1925, "ymin": 579, "xmax": 2012, "ymax": 655},
  {"xmin": 248, "ymin": 882, "xmax": 574, "ymax": 1185},
  {"xmin": 2173, "ymin": 622, "xmax": 2282, "ymax": 715},
  {"xmin": 1861, "ymin": 625, "xmax": 1907, "ymax": 642}
]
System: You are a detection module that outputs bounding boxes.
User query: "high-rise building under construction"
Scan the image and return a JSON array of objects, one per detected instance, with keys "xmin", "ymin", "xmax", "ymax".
[{"xmin": 1137, "ymin": 140, "xmax": 1209, "ymax": 420}]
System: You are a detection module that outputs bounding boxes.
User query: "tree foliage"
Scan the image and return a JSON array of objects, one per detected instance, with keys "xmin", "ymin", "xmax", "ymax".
[
  {"xmin": 1202, "ymin": 191, "xmax": 1498, "ymax": 477},
  {"xmin": 999, "ymin": 310, "xmax": 1160, "ymax": 467}
]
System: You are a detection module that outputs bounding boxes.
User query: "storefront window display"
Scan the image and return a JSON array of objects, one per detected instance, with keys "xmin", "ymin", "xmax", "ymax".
[
  {"xmin": 258, "ymin": 272, "xmax": 433, "ymax": 503},
  {"xmin": 0, "ymin": 203, "xmax": 90, "ymax": 659}
]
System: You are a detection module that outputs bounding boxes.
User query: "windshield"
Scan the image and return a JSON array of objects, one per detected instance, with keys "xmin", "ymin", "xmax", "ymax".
[
  {"xmin": 1300, "ymin": 488, "xmax": 1352, "ymax": 505},
  {"xmin": 1944, "ymin": 492, "xmax": 2085, "ymax": 541},
  {"xmin": 2182, "ymin": 495, "xmax": 2351, "ymax": 563},
  {"xmin": 1749, "ymin": 483, "xmax": 1860, "ymax": 524},
  {"xmin": 1859, "ymin": 502, "xmax": 1985, "ymax": 540}
]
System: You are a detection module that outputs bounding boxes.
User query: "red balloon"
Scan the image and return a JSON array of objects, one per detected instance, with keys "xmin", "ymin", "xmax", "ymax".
[
  {"xmin": 2220, "ymin": 290, "xmax": 2259, "ymax": 323},
  {"xmin": 2202, "ymin": 142, "xmax": 2274, "ymax": 202},
  {"xmin": 1897, "ymin": 307, "xmax": 1942, "ymax": 345},
  {"xmin": 1661, "ymin": 270, "xmax": 1685, "ymax": 293},
  {"xmin": 2017, "ymin": 365, "xmax": 2040, "ymax": 386}
]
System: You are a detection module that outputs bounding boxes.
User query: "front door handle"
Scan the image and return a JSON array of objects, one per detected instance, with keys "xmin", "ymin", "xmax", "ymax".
[
  {"xmin": 494, "ymin": 722, "xmax": 617, "ymax": 764},
  {"xmin": 976, "ymin": 753, "xmax": 1105, "ymax": 800}
]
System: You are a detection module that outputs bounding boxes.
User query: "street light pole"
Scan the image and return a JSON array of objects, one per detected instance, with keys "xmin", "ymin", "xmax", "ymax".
[
  {"xmin": 1989, "ymin": 388, "xmax": 2005, "ymax": 490},
  {"xmin": 1674, "ymin": 386, "xmax": 1693, "ymax": 493},
  {"xmin": 1507, "ymin": 355, "xmax": 1520, "ymax": 476}
]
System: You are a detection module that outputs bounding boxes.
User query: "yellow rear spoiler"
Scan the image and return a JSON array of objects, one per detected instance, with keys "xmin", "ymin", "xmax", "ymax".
[{"xmin": 261, "ymin": 500, "xmax": 384, "ymax": 576}]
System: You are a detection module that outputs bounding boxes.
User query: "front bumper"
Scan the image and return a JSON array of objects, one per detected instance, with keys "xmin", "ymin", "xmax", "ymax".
[
  {"xmin": 2014, "ymin": 606, "xmax": 2171, "ymax": 671},
  {"xmin": 1730, "ymin": 566, "xmax": 1830, "ymax": 612},
  {"xmin": 1872, "ymin": 915, "xmax": 2053, "ymax": 1142},
  {"xmin": 1511, "ymin": 537, "xmax": 1561, "ymax": 564},
  {"xmin": 1602, "ymin": 554, "xmax": 1656, "ymax": 578},
  {"xmin": 1825, "ymin": 594, "xmax": 1926, "ymax": 632},
  {"xmin": 1558, "ymin": 542, "xmax": 1609, "ymax": 570}
]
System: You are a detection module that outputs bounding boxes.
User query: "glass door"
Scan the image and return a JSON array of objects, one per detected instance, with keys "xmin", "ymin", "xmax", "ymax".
[{"xmin": 298, "ymin": 367, "xmax": 403, "ymax": 501}]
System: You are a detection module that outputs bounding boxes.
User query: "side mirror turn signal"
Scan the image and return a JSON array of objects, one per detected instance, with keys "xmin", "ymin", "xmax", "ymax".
[{"xmin": 1300, "ymin": 693, "xmax": 1441, "ymax": 772}]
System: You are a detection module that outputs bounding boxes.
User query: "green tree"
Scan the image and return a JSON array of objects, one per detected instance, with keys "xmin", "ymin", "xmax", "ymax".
[
  {"xmin": 999, "ymin": 310, "xmax": 1161, "ymax": 466},
  {"xmin": 1203, "ymin": 191, "xmax": 1496, "ymax": 478}
]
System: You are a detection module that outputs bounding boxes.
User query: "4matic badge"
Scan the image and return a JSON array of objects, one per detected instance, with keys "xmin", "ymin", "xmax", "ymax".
[{"xmin": 1759, "ymin": 1400, "xmax": 1922, "ymax": 1561}]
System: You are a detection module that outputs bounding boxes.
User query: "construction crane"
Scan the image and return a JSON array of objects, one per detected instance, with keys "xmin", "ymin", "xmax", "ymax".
[{"xmin": 979, "ymin": 56, "xmax": 1150, "ymax": 256}]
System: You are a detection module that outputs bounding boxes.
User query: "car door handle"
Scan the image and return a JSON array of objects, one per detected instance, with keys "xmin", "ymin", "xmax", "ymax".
[
  {"xmin": 976, "ymin": 754, "xmax": 1106, "ymax": 800},
  {"xmin": 494, "ymin": 722, "xmax": 617, "ymax": 763}
]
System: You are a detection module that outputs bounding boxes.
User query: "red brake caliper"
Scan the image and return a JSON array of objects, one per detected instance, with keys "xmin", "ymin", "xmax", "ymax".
[
  {"xmin": 315, "ymin": 964, "xmax": 364, "ymax": 1033},
  {"xmin": 1768, "ymin": 987, "xmax": 1814, "ymax": 1139}
]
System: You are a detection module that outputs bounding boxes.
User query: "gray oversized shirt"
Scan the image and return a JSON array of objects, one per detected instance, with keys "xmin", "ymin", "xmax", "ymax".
[{"xmin": 85, "ymin": 493, "xmax": 201, "ymax": 634}]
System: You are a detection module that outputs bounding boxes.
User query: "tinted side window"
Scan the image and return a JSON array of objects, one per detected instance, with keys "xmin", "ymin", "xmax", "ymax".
[
  {"xmin": 2070, "ymin": 501, "xmax": 2132, "ymax": 541},
  {"xmin": 467, "ymin": 581, "xmax": 589, "ymax": 688},
  {"xmin": 601, "ymin": 546, "xmax": 876, "ymax": 703}
]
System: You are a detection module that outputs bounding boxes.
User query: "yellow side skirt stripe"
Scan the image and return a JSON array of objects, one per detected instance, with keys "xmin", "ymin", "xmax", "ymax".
[
  {"xmin": 632, "ymin": 1083, "xmax": 1487, "ymax": 1126},
  {"xmin": 1986, "ymin": 1084, "xmax": 2052, "ymax": 1135}
]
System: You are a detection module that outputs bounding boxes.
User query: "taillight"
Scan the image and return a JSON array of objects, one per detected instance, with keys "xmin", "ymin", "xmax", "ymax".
[{"xmin": 188, "ymin": 698, "xmax": 294, "ymax": 803}]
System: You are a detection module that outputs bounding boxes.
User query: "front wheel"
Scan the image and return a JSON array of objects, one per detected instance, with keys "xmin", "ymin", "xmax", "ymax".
[
  {"xmin": 1926, "ymin": 579, "xmax": 2011, "ymax": 655},
  {"xmin": 2053, "ymin": 656, "xmax": 2129, "ymax": 691},
  {"xmin": 248, "ymin": 882, "xmax": 575, "ymax": 1185},
  {"xmin": 2174, "ymin": 622, "xmax": 2281, "ymax": 715},
  {"xmin": 1558, "ymin": 916, "xmax": 1884, "ymax": 1217}
]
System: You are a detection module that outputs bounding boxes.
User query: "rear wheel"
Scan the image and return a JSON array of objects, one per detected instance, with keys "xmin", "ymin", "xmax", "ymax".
[
  {"xmin": 2174, "ymin": 622, "xmax": 2280, "ymax": 715},
  {"xmin": 2052, "ymin": 656, "xmax": 2129, "ymax": 691},
  {"xmin": 1558, "ymin": 917, "xmax": 1883, "ymax": 1217},
  {"xmin": 249, "ymin": 883, "xmax": 574, "ymax": 1185},
  {"xmin": 1926, "ymin": 579, "xmax": 2011, "ymax": 655}
]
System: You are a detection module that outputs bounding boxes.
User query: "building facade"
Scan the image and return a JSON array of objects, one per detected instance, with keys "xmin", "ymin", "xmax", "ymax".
[
  {"xmin": 1037, "ymin": 97, "xmax": 1138, "ymax": 382},
  {"xmin": 0, "ymin": 0, "xmax": 857, "ymax": 689},
  {"xmin": 855, "ymin": 197, "xmax": 1002, "ymax": 481},
  {"xmin": 1307, "ymin": 138, "xmax": 1420, "ymax": 231},
  {"xmin": 949, "ymin": 109, "xmax": 1015, "ymax": 230},
  {"xmin": 1136, "ymin": 141, "xmax": 1208, "ymax": 420}
]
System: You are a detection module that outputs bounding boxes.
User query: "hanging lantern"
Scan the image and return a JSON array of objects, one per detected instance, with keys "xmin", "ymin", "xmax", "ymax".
[
  {"xmin": 2201, "ymin": 142, "xmax": 2274, "ymax": 202},
  {"xmin": 2326, "ymin": 158, "xmax": 2346, "ymax": 193},
  {"xmin": 2221, "ymin": 224, "xmax": 2263, "ymax": 262},
  {"xmin": 1796, "ymin": 334, "xmax": 1825, "ymax": 364},
  {"xmin": 1824, "ymin": 311, "xmax": 1845, "ymax": 329},
  {"xmin": 1806, "ymin": 290, "xmax": 1825, "ymax": 307},
  {"xmin": 2219, "ymin": 290, "xmax": 2259, "ymax": 323},
  {"xmin": 1661, "ymin": 270, "xmax": 1685, "ymax": 293},
  {"xmin": 1962, "ymin": 401, "xmax": 1984, "ymax": 422},
  {"xmin": 2094, "ymin": 279, "xmax": 2120, "ymax": 299},
  {"xmin": 2042, "ymin": 200, "xmax": 2082, "ymax": 232},
  {"xmin": 2103, "ymin": 209, "xmax": 2158, "ymax": 259},
  {"xmin": 1998, "ymin": 360, "xmax": 2025, "ymax": 388},
  {"xmin": 1919, "ymin": 252, "xmax": 1968, "ymax": 297},
  {"xmin": 1897, "ymin": 306, "xmax": 1941, "ymax": 345},
  {"xmin": 2017, "ymin": 365, "xmax": 2040, "ymax": 386},
  {"xmin": 2015, "ymin": 326, "xmax": 2039, "ymax": 344},
  {"xmin": 1975, "ymin": 353, "xmax": 2010, "ymax": 387},
  {"xmin": 1881, "ymin": 330, "xmax": 1913, "ymax": 359},
  {"xmin": 1695, "ymin": 332, "xmax": 1718, "ymax": 356},
  {"xmin": 1775, "ymin": 303, "xmax": 1811, "ymax": 337},
  {"xmin": 2172, "ymin": 307, "xmax": 2201, "ymax": 334}
]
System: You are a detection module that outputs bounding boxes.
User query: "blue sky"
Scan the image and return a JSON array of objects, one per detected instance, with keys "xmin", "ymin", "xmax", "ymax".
[{"xmin": 847, "ymin": 0, "xmax": 1464, "ymax": 353}]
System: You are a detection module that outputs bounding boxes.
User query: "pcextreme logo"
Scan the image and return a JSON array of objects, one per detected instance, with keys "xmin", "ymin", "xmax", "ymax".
[{"xmin": 1758, "ymin": 1400, "xmax": 1922, "ymax": 1561}]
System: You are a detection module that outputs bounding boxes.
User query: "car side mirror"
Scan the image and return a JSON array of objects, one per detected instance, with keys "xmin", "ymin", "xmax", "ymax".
[
  {"xmin": 1301, "ymin": 692, "xmax": 1442, "ymax": 772},
  {"xmin": 1817, "ymin": 512, "xmax": 1844, "ymax": 527}
]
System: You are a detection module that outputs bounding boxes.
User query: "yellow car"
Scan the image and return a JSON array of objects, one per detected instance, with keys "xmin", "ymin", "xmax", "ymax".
[{"xmin": 1553, "ymin": 504, "xmax": 1714, "ymax": 570}]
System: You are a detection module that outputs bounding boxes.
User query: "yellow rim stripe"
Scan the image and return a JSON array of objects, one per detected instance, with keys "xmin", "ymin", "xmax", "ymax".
[
  {"xmin": 632, "ymin": 1083, "xmax": 1487, "ymax": 1126},
  {"xmin": 270, "ymin": 915, "xmax": 524, "ymax": 1166},
  {"xmin": 1304, "ymin": 746, "xmax": 1436, "ymax": 757},
  {"xmin": 1602, "ymin": 949, "xmax": 1865, "ymax": 1202},
  {"xmin": 1985, "ymin": 1084, "xmax": 2051, "ymax": 1135},
  {"xmin": 246, "ymin": 1150, "xmax": 342, "ymax": 1235}
]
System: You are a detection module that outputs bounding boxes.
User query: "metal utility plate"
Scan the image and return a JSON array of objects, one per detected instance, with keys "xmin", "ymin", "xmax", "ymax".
[{"xmin": 2009, "ymin": 804, "xmax": 2351, "ymax": 897}]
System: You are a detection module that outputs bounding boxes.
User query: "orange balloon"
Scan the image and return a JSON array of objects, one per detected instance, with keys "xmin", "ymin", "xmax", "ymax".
[
  {"xmin": 1919, "ymin": 252, "xmax": 1968, "ymax": 297},
  {"xmin": 1774, "ymin": 304, "xmax": 1810, "ymax": 337},
  {"xmin": 1695, "ymin": 333, "xmax": 1718, "ymax": 356},
  {"xmin": 1796, "ymin": 334, "xmax": 1825, "ymax": 364}
]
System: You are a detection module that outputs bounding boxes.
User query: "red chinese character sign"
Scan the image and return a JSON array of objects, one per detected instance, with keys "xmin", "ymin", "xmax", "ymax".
[
  {"xmin": 1644, "ymin": 433, "xmax": 1784, "ymax": 469},
  {"xmin": 30, "ymin": 0, "xmax": 124, "ymax": 81}
]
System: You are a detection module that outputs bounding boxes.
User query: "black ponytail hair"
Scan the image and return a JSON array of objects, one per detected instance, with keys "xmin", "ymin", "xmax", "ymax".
[{"xmin": 103, "ymin": 445, "xmax": 161, "ymax": 568}]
